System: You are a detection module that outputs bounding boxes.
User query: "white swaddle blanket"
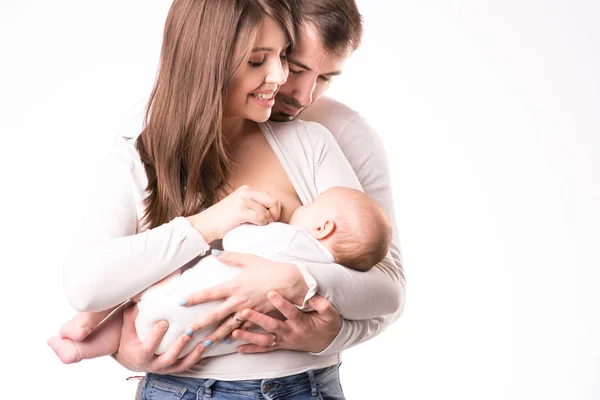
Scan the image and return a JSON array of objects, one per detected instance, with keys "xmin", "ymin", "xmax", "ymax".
[{"xmin": 135, "ymin": 222, "xmax": 334, "ymax": 358}]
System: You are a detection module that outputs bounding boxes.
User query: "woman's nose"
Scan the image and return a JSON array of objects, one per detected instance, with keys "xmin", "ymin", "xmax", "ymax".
[{"xmin": 265, "ymin": 58, "xmax": 287, "ymax": 85}]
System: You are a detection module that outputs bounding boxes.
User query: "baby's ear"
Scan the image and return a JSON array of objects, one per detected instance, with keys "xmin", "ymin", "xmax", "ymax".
[{"xmin": 314, "ymin": 219, "xmax": 335, "ymax": 239}]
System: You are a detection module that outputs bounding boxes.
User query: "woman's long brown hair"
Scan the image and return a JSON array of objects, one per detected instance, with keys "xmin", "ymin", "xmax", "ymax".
[{"xmin": 136, "ymin": 0, "xmax": 297, "ymax": 229}]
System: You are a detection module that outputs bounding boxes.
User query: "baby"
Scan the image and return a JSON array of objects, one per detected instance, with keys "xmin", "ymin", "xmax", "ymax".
[{"xmin": 48, "ymin": 186, "xmax": 392, "ymax": 363}]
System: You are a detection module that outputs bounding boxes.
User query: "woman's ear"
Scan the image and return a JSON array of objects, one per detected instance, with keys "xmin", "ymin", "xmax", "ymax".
[{"xmin": 313, "ymin": 219, "xmax": 335, "ymax": 240}]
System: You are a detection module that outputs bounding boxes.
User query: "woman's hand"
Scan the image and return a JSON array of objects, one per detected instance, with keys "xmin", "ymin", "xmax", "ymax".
[
  {"xmin": 179, "ymin": 251, "xmax": 309, "ymax": 338},
  {"xmin": 186, "ymin": 185, "xmax": 281, "ymax": 243},
  {"xmin": 113, "ymin": 303, "xmax": 210, "ymax": 374},
  {"xmin": 233, "ymin": 292, "xmax": 342, "ymax": 354}
]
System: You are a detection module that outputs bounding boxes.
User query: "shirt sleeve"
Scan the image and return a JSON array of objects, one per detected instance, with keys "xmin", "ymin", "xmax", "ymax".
[
  {"xmin": 311, "ymin": 308, "xmax": 403, "ymax": 356},
  {"xmin": 62, "ymin": 139, "xmax": 210, "ymax": 313},
  {"xmin": 295, "ymin": 121, "xmax": 406, "ymax": 320}
]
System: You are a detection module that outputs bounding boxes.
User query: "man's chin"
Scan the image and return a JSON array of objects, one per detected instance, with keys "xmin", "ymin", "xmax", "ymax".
[{"xmin": 269, "ymin": 112, "xmax": 297, "ymax": 122}]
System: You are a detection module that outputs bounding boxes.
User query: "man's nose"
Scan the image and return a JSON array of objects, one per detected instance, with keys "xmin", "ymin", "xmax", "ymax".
[{"xmin": 293, "ymin": 77, "xmax": 316, "ymax": 107}]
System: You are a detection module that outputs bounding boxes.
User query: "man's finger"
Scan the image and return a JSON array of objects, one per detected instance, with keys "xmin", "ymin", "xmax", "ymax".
[
  {"xmin": 186, "ymin": 297, "xmax": 242, "ymax": 334},
  {"xmin": 232, "ymin": 329, "xmax": 280, "ymax": 348},
  {"xmin": 151, "ymin": 333, "xmax": 192, "ymax": 371},
  {"xmin": 239, "ymin": 309, "xmax": 280, "ymax": 333},
  {"xmin": 164, "ymin": 340, "xmax": 207, "ymax": 374},
  {"xmin": 139, "ymin": 320, "xmax": 170, "ymax": 355},
  {"xmin": 239, "ymin": 320, "xmax": 254, "ymax": 331},
  {"xmin": 200, "ymin": 314, "xmax": 244, "ymax": 346},
  {"xmin": 182, "ymin": 282, "xmax": 235, "ymax": 307},
  {"xmin": 267, "ymin": 291, "xmax": 301, "ymax": 320},
  {"xmin": 236, "ymin": 344, "xmax": 273, "ymax": 354},
  {"xmin": 308, "ymin": 295, "xmax": 338, "ymax": 319},
  {"xmin": 122, "ymin": 304, "xmax": 168, "ymax": 357}
]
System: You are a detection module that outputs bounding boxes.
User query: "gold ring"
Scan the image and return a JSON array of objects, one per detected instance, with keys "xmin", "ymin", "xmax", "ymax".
[{"xmin": 270, "ymin": 332, "xmax": 277, "ymax": 347}]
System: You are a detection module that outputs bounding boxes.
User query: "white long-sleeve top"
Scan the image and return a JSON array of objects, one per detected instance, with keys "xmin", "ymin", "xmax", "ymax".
[
  {"xmin": 63, "ymin": 116, "xmax": 404, "ymax": 380},
  {"xmin": 301, "ymin": 96, "xmax": 406, "ymax": 356}
]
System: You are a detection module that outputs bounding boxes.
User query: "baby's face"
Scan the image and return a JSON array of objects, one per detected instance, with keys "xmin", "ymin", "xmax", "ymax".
[
  {"xmin": 288, "ymin": 203, "xmax": 315, "ymax": 231},
  {"xmin": 288, "ymin": 194, "xmax": 337, "ymax": 233}
]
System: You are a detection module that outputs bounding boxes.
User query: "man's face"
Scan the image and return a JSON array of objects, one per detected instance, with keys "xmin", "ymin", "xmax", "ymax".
[{"xmin": 270, "ymin": 23, "xmax": 351, "ymax": 122}]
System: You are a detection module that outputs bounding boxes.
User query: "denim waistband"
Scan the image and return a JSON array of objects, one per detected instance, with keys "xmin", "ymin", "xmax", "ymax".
[{"xmin": 143, "ymin": 363, "xmax": 340, "ymax": 399}]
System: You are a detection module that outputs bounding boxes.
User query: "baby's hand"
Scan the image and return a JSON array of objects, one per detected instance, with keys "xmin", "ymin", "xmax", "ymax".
[{"xmin": 187, "ymin": 185, "xmax": 281, "ymax": 243}]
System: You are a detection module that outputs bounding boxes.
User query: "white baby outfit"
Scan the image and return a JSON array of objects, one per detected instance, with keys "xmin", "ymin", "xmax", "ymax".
[{"xmin": 135, "ymin": 222, "xmax": 334, "ymax": 358}]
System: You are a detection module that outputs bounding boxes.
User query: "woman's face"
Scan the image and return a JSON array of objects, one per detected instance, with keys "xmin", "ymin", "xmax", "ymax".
[{"xmin": 224, "ymin": 16, "xmax": 290, "ymax": 123}]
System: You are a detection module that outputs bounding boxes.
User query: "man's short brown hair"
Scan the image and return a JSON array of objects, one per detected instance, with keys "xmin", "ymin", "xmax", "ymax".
[{"xmin": 298, "ymin": 0, "xmax": 363, "ymax": 54}]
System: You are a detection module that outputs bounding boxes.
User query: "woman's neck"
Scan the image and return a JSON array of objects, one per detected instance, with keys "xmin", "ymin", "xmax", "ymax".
[{"xmin": 222, "ymin": 117, "xmax": 249, "ymax": 151}]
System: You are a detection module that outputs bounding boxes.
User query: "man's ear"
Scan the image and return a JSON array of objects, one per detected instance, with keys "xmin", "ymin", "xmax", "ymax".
[{"xmin": 313, "ymin": 219, "xmax": 335, "ymax": 240}]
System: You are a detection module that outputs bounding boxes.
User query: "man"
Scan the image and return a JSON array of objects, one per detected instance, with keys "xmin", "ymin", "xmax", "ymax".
[
  {"xmin": 116, "ymin": 0, "xmax": 405, "ymax": 378},
  {"xmin": 231, "ymin": 0, "xmax": 405, "ymax": 356}
]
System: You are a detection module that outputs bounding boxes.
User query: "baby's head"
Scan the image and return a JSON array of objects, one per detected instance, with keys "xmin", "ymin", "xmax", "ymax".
[{"xmin": 289, "ymin": 187, "xmax": 392, "ymax": 272}]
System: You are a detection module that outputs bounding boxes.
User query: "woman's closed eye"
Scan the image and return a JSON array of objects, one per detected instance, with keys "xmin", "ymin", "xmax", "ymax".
[
  {"xmin": 249, "ymin": 57, "xmax": 266, "ymax": 68},
  {"xmin": 249, "ymin": 53, "xmax": 287, "ymax": 68}
]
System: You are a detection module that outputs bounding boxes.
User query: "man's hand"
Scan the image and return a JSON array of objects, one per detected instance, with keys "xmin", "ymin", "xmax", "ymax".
[
  {"xmin": 180, "ymin": 252, "xmax": 308, "ymax": 338},
  {"xmin": 232, "ymin": 292, "xmax": 342, "ymax": 354},
  {"xmin": 113, "ymin": 303, "xmax": 209, "ymax": 374}
]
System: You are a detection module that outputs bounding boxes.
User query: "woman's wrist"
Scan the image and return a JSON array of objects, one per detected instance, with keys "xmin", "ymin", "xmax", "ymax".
[{"xmin": 186, "ymin": 214, "xmax": 216, "ymax": 244}]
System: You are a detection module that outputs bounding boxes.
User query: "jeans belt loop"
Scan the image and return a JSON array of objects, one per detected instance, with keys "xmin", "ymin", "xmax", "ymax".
[
  {"xmin": 307, "ymin": 370, "xmax": 318, "ymax": 397},
  {"xmin": 202, "ymin": 379, "xmax": 217, "ymax": 398}
]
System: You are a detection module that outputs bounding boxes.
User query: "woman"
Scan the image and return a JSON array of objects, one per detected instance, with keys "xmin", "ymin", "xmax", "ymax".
[{"xmin": 62, "ymin": 0, "xmax": 401, "ymax": 398}]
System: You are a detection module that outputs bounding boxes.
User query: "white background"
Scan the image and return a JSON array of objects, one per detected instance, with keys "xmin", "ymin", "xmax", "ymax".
[{"xmin": 1, "ymin": 1, "xmax": 599, "ymax": 399}]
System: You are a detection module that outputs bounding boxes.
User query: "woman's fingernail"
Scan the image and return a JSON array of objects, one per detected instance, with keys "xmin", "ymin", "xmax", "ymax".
[
  {"xmin": 178, "ymin": 299, "xmax": 188, "ymax": 306},
  {"xmin": 224, "ymin": 338, "xmax": 233, "ymax": 344},
  {"xmin": 211, "ymin": 249, "xmax": 221, "ymax": 257},
  {"xmin": 159, "ymin": 321, "xmax": 168, "ymax": 330},
  {"xmin": 185, "ymin": 328, "xmax": 194, "ymax": 336},
  {"xmin": 203, "ymin": 339, "xmax": 213, "ymax": 347}
]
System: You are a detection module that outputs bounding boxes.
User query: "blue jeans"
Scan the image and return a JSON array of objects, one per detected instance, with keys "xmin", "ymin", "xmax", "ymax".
[{"xmin": 137, "ymin": 364, "xmax": 345, "ymax": 400}]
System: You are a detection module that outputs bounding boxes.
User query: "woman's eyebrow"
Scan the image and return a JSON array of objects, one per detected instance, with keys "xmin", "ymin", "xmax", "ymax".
[
  {"xmin": 252, "ymin": 43, "xmax": 290, "ymax": 53},
  {"xmin": 252, "ymin": 47, "xmax": 275, "ymax": 52}
]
